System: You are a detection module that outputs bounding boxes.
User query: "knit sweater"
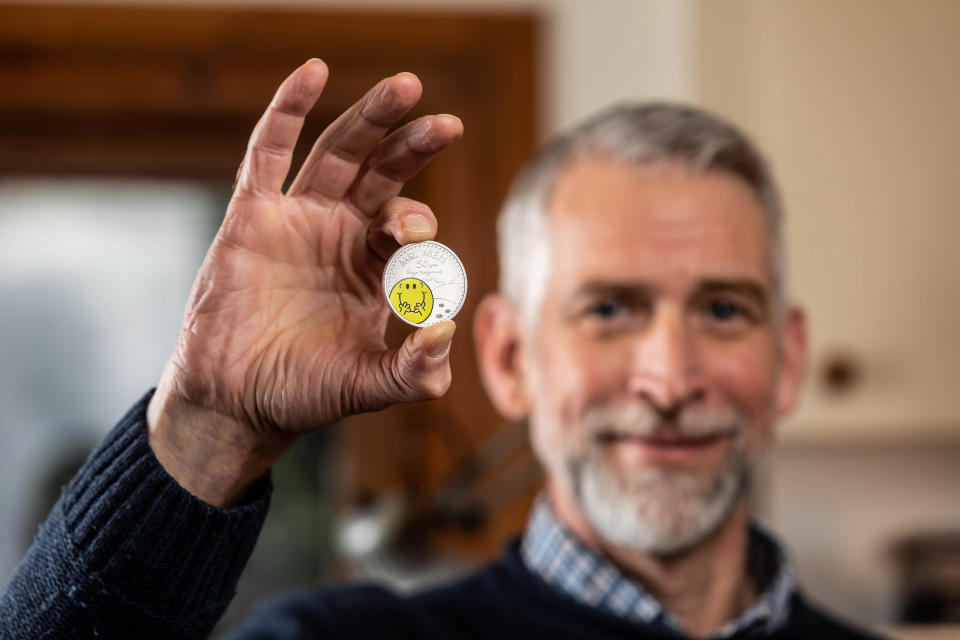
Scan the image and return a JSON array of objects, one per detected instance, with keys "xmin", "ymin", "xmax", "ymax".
[{"xmin": 0, "ymin": 390, "xmax": 887, "ymax": 639}]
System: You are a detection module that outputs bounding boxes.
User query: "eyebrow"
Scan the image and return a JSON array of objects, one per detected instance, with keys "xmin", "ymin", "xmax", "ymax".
[
  {"xmin": 570, "ymin": 278, "xmax": 771, "ymax": 309},
  {"xmin": 697, "ymin": 278, "xmax": 770, "ymax": 309}
]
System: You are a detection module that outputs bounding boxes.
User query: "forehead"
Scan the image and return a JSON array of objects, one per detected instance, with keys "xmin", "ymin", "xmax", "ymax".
[{"xmin": 544, "ymin": 158, "xmax": 772, "ymax": 289}]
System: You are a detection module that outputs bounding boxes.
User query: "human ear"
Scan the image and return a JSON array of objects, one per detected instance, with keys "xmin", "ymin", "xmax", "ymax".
[
  {"xmin": 775, "ymin": 304, "xmax": 808, "ymax": 417},
  {"xmin": 473, "ymin": 293, "xmax": 531, "ymax": 420}
]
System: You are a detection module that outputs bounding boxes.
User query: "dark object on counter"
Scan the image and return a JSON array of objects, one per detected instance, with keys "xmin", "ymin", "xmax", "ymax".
[{"xmin": 892, "ymin": 532, "xmax": 960, "ymax": 624}]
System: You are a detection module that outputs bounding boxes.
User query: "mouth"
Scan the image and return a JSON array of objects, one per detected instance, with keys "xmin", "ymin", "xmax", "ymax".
[
  {"xmin": 594, "ymin": 430, "xmax": 733, "ymax": 464},
  {"xmin": 597, "ymin": 431, "xmax": 727, "ymax": 445}
]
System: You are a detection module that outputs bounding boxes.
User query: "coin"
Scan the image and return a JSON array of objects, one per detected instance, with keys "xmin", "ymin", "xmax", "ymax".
[{"xmin": 382, "ymin": 241, "xmax": 467, "ymax": 327}]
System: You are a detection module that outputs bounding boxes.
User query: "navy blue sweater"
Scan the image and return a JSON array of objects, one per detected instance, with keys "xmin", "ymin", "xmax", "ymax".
[{"xmin": 0, "ymin": 390, "xmax": 887, "ymax": 639}]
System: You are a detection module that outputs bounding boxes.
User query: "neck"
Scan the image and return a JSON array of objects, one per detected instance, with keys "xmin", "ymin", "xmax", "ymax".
[{"xmin": 547, "ymin": 478, "xmax": 756, "ymax": 639}]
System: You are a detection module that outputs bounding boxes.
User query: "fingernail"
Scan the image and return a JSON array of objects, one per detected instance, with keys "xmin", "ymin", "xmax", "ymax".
[
  {"xmin": 437, "ymin": 113, "xmax": 463, "ymax": 125},
  {"xmin": 427, "ymin": 335, "xmax": 453, "ymax": 359},
  {"xmin": 424, "ymin": 321, "xmax": 456, "ymax": 359},
  {"xmin": 402, "ymin": 213, "xmax": 433, "ymax": 233},
  {"xmin": 408, "ymin": 120, "xmax": 435, "ymax": 152}
]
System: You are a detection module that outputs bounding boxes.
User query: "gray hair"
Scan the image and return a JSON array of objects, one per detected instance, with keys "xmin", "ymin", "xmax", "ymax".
[{"xmin": 496, "ymin": 102, "xmax": 786, "ymax": 331}]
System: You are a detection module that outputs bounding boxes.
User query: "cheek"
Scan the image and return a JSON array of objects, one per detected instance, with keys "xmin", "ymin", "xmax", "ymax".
[
  {"xmin": 528, "ymin": 327, "xmax": 628, "ymax": 458},
  {"xmin": 533, "ymin": 328, "xmax": 629, "ymax": 409},
  {"xmin": 703, "ymin": 336, "xmax": 779, "ymax": 437}
]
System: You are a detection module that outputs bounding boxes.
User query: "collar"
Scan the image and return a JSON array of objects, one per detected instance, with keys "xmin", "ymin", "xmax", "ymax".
[{"xmin": 520, "ymin": 493, "xmax": 796, "ymax": 638}]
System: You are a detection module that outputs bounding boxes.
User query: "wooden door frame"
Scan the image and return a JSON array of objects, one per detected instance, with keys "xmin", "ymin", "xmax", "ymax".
[{"xmin": 0, "ymin": 4, "xmax": 540, "ymax": 559}]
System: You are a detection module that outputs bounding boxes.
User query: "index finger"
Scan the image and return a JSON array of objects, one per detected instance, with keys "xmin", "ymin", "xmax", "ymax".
[{"xmin": 235, "ymin": 59, "xmax": 329, "ymax": 197}]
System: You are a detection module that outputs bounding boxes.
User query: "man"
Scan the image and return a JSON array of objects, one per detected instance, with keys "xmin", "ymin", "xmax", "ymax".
[{"xmin": 0, "ymin": 60, "xmax": 884, "ymax": 639}]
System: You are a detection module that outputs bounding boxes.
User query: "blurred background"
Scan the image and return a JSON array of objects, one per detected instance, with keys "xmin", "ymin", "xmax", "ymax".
[{"xmin": 0, "ymin": 1, "xmax": 958, "ymax": 637}]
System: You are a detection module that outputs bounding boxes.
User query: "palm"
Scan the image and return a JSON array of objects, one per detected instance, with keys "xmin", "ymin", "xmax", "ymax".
[{"xmin": 166, "ymin": 60, "xmax": 462, "ymax": 439}]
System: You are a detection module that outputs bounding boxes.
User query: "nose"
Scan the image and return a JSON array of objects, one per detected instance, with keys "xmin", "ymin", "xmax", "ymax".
[{"xmin": 626, "ymin": 304, "xmax": 705, "ymax": 417}]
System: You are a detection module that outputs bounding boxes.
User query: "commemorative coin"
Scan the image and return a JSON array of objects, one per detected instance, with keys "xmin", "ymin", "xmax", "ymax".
[{"xmin": 382, "ymin": 241, "xmax": 467, "ymax": 327}]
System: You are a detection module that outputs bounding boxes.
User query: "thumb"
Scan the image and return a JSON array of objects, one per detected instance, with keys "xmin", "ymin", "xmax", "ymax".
[{"xmin": 388, "ymin": 320, "xmax": 456, "ymax": 402}]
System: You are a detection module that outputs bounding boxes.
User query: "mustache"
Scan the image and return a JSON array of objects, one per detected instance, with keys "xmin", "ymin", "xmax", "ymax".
[{"xmin": 582, "ymin": 402, "xmax": 745, "ymax": 441}]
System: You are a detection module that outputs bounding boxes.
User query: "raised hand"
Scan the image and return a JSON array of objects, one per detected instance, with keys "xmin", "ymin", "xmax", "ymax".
[{"xmin": 146, "ymin": 59, "xmax": 463, "ymax": 506}]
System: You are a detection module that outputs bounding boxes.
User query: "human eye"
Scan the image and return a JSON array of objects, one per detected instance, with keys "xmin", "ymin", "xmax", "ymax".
[
  {"xmin": 707, "ymin": 299, "xmax": 744, "ymax": 321},
  {"xmin": 586, "ymin": 298, "xmax": 626, "ymax": 319},
  {"xmin": 573, "ymin": 295, "xmax": 648, "ymax": 336},
  {"xmin": 700, "ymin": 297, "xmax": 757, "ymax": 335}
]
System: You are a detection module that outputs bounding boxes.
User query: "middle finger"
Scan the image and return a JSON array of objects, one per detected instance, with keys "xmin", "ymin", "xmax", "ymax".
[
  {"xmin": 348, "ymin": 114, "xmax": 463, "ymax": 215},
  {"xmin": 286, "ymin": 72, "xmax": 423, "ymax": 203}
]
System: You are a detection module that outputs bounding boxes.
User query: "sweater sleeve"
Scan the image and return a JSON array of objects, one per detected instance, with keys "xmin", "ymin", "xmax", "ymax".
[{"xmin": 0, "ymin": 388, "xmax": 272, "ymax": 640}]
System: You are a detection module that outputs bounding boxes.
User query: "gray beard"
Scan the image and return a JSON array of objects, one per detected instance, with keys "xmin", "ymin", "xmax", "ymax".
[{"xmin": 565, "ymin": 437, "xmax": 752, "ymax": 556}]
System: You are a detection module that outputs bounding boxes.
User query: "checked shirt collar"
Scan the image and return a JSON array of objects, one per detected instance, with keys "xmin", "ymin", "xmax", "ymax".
[{"xmin": 520, "ymin": 494, "xmax": 796, "ymax": 638}]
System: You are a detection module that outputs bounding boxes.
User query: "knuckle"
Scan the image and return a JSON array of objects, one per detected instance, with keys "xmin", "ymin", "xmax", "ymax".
[
  {"xmin": 392, "ymin": 349, "xmax": 450, "ymax": 401},
  {"xmin": 390, "ymin": 350, "xmax": 421, "ymax": 397},
  {"xmin": 233, "ymin": 159, "xmax": 247, "ymax": 192},
  {"xmin": 387, "ymin": 198, "xmax": 433, "ymax": 220},
  {"xmin": 419, "ymin": 371, "xmax": 451, "ymax": 400},
  {"xmin": 361, "ymin": 81, "xmax": 399, "ymax": 127}
]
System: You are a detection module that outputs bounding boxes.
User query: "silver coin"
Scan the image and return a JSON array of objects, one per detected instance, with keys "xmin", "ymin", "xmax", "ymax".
[{"xmin": 382, "ymin": 240, "xmax": 467, "ymax": 327}]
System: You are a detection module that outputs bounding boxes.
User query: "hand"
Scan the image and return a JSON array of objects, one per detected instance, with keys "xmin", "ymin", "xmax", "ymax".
[{"xmin": 146, "ymin": 59, "xmax": 463, "ymax": 506}]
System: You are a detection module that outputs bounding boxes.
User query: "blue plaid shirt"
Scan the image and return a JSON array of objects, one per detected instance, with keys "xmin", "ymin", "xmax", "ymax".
[{"xmin": 520, "ymin": 494, "xmax": 796, "ymax": 638}]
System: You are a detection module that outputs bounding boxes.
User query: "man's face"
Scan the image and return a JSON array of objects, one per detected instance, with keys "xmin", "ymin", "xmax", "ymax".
[{"xmin": 526, "ymin": 158, "xmax": 784, "ymax": 554}]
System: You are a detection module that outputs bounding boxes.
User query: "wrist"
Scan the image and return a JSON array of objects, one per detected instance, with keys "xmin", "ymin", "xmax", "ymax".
[{"xmin": 146, "ymin": 383, "xmax": 292, "ymax": 508}]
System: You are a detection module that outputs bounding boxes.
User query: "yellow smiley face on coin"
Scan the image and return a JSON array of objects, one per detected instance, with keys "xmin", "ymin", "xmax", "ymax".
[{"xmin": 389, "ymin": 277, "xmax": 434, "ymax": 324}]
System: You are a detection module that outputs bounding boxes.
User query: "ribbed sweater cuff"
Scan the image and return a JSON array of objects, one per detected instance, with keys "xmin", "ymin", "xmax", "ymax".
[{"xmin": 59, "ymin": 388, "xmax": 272, "ymax": 620}]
